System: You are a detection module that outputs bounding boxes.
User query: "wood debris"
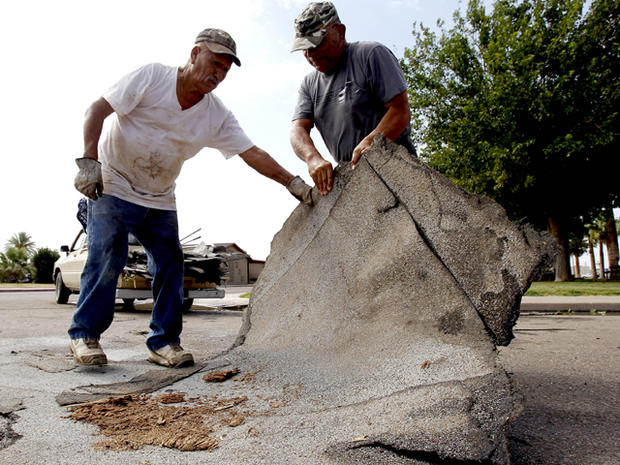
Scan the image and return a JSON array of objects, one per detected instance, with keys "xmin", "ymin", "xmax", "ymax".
[
  {"xmin": 228, "ymin": 415, "xmax": 246, "ymax": 427},
  {"xmin": 202, "ymin": 368, "xmax": 240, "ymax": 383},
  {"xmin": 159, "ymin": 392, "xmax": 186, "ymax": 404},
  {"xmin": 246, "ymin": 426, "xmax": 260, "ymax": 437},
  {"xmin": 239, "ymin": 369, "xmax": 262, "ymax": 383},
  {"xmin": 268, "ymin": 401, "xmax": 287, "ymax": 408},
  {"xmin": 65, "ymin": 392, "xmax": 248, "ymax": 452}
]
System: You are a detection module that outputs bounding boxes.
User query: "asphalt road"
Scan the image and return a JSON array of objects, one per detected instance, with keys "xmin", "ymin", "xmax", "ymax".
[{"xmin": 0, "ymin": 290, "xmax": 618, "ymax": 464}]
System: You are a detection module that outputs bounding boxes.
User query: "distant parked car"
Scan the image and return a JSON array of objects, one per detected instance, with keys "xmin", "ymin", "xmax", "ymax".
[{"xmin": 53, "ymin": 230, "xmax": 226, "ymax": 311}]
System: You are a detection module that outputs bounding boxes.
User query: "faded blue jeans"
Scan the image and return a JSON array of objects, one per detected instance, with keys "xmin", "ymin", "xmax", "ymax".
[{"xmin": 68, "ymin": 195, "xmax": 184, "ymax": 351}]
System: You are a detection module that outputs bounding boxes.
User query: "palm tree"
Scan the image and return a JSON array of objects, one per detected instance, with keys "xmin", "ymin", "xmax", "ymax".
[
  {"xmin": 587, "ymin": 235, "xmax": 599, "ymax": 279},
  {"xmin": 568, "ymin": 236, "xmax": 587, "ymax": 278},
  {"xmin": 6, "ymin": 232, "xmax": 36, "ymax": 257},
  {"xmin": 0, "ymin": 247, "xmax": 33, "ymax": 282},
  {"xmin": 587, "ymin": 218, "xmax": 609, "ymax": 280},
  {"xmin": 602, "ymin": 207, "xmax": 619, "ymax": 280}
]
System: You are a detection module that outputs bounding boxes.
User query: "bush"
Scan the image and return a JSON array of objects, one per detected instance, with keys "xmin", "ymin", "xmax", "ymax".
[
  {"xmin": 32, "ymin": 248, "xmax": 60, "ymax": 283},
  {"xmin": 0, "ymin": 247, "xmax": 33, "ymax": 283}
]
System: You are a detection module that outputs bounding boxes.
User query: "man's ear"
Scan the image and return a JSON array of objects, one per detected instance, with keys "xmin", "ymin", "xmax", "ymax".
[
  {"xmin": 190, "ymin": 45, "xmax": 201, "ymax": 64},
  {"xmin": 335, "ymin": 23, "xmax": 346, "ymax": 40}
]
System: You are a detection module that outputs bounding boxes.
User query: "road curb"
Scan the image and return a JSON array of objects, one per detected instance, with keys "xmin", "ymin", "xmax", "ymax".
[
  {"xmin": 0, "ymin": 288, "xmax": 54, "ymax": 293},
  {"xmin": 520, "ymin": 303, "xmax": 620, "ymax": 312},
  {"xmin": 521, "ymin": 296, "xmax": 620, "ymax": 312}
]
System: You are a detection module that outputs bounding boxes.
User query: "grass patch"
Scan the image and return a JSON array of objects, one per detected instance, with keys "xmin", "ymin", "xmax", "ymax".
[
  {"xmin": 3, "ymin": 281, "xmax": 618, "ymax": 297},
  {"xmin": 525, "ymin": 280, "xmax": 620, "ymax": 296},
  {"xmin": 0, "ymin": 282, "xmax": 54, "ymax": 288}
]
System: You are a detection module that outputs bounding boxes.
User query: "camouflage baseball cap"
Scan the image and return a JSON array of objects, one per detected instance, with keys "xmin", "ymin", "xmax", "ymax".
[
  {"xmin": 291, "ymin": 2, "xmax": 340, "ymax": 52},
  {"xmin": 195, "ymin": 28, "xmax": 241, "ymax": 66}
]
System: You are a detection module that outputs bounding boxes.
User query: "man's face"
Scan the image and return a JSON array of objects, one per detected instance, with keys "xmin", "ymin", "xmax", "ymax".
[
  {"xmin": 303, "ymin": 24, "xmax": 345, "ymax": 74},
  {"xmin": 190, "ymin": 45, "xmax": 234, "ymax": 94}
]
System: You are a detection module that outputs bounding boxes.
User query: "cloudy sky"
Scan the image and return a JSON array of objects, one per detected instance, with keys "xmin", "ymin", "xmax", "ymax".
[{"xmin": 1, "ymin": 0, "xmax": 480, "ymax": 260}]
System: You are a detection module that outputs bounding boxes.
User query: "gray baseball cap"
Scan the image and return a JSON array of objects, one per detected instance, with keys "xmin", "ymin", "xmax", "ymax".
[
  {"xmin": 195, "ymin": 28, "xmax": 241, "ymax": 66},
  {"xmin": 291, "ymin": 2, "xmax": 340, "ymax": 52}
]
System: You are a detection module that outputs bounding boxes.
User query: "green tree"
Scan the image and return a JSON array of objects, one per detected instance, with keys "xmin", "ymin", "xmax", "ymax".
[
  {"xmin": 586, "ymin": 231, "xmax": 599, "ymax": 279},
  {"xmin": 0, "ymin": 247, "xmax": 34, "ymax": 283},
  {"xmin": 601, "ymin": 208, "xmax": 619, "ymax": 279},
  {"xmin": 586, "ymin": 208, "xmax": 620, "ymax": 279},
  {"xmin": 402, "ymin": 0, "xmax": 619, "ymax": 281},
  {"xmin": 32, "ymin": 248, "xmax": 60, "ymax": 284},
  {"xmin": 6, "ymin": 232, "xmax": 36, "ymax": 257},
  {"xmin": 568, "ymin": 229, "xmax": 588, "ymax": 278}
]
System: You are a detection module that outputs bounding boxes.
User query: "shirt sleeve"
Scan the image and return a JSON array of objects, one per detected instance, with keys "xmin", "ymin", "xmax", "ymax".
[
  {"xmin": 366, "ymin": 44, "xmax": 408, "ymax": 104},
  {"xmin": 102, "ymin": 64, "xmax": 156, "ymax": 115},
  {"xmin": 210, "ymin": 109, "xmax": 255, "ymax": 159},
  {"xmin": 292, "ymin": 75, "xmax": 314, "ymax": 121}
]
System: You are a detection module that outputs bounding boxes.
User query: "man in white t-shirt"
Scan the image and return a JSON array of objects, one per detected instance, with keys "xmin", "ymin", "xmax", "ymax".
[{"xmin": 70, "ymin": 28, "xmax": 312, "ymax": 368}]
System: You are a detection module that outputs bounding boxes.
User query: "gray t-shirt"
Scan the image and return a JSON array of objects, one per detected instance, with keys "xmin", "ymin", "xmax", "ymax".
[{"xmin": 292, "ymin": 41, "xmax": 415, "ymax": 162}]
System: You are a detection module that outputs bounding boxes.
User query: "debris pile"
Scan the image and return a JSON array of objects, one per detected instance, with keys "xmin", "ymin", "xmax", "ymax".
[
  {"xmin": 0, "ymin": 401, "xmax": 23, "ymax": 450},
  {"xmin": 63, "ymin": 137, "xmax": 556, "ymax": 464},
  {"xmin": 76, "ymin": 200, "xmax": 230, "ymax": 287},
  {"xmin": 223, "ymin": 136, "xmax": 556, "ymax": 464},
  {"xmin": 203, "ymin": 368, "xmax": 240, "ymax": 383},
  {"xmin": 122, "ymin": 241, "xmax": 230, "ymax": 287},
  {"xmin": 65, "ymin": 392, "xmax": 248, "ymax": 452},
  {"xmin": 63, "ymin": 368, "xmax": 277, "ymax": 453}
]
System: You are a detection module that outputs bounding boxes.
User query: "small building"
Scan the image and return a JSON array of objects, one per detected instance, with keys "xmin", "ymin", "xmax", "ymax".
[{"xmin": 214, "ymin": 243, "xmax": 265, "ymax": 285}]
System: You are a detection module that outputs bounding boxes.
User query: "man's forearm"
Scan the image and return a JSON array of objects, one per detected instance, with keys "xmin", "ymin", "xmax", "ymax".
[
  {"xmin": 83, "ymin": 97, "xmax": 114, "ymax": 159},
  {"xmin": 351, "ymin": 92, "xmax": 411, "ymax": 167},
  {"xmin": 239, "ymin": 146, "xmax": 294, "ymax": 186},
  {"xmin": 290, "ymin": 124, "xmax": 322, "ymax": 164},
  {"xmin": 369, "ymin": 91, "xmax": 411, "ymax": 142},
  {"xmin": 373, "ymin": 107, "xmax": 410, "ymax": 141},
  {"xmin": 290, "ymin": 118, "xmax": 333, "ymax": 195}
]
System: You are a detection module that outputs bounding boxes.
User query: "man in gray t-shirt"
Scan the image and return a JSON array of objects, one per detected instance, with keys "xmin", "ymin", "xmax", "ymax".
[{"xmin": 290, "ymin": 2, "xmax": 416, "ymax": 195}]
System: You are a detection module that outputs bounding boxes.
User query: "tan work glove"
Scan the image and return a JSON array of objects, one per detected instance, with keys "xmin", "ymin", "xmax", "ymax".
[
  {"xmin": 286, "ymin": 176, "xmax": 313, "ymax": 206},
  {"xmin": 74, "ymin": 157, "xmax": 103, "ymax": 201}
]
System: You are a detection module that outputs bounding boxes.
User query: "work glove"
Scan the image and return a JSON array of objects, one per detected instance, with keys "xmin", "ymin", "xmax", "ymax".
[
  {"xmin": 74, "ymin": 157, "xmax": 103, "ymax": 201},
  {"xmin": 286, "ymin": 176, "xmax": 313, "ymax": 206}
]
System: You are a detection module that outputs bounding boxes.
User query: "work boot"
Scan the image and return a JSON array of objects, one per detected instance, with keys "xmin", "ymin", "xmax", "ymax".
[
  {"xmin": 148, "ymin": 344, "xmax": 194, "ymax": 368},
  {"xmin": 69, "ymin": 338, "xmax": 107, "ymax": 366}
]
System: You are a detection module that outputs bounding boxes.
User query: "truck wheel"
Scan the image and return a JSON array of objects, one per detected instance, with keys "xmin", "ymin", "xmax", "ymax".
[
  {"xmin": 122, "ymin": 298, "xmax": 136, "ymax": 311},
  {"xmin": 55, "ymin": 272, "xmax": 71, "ymax": 304},
  {"xmin": 182, "ymin": 298, "xmax": 194, "ymax": 312}
]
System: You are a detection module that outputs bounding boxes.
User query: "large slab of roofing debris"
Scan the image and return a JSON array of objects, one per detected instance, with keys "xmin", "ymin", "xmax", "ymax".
[{"xmin": 216, "ymin": 136, "xmax": 555, "ymax": 464}]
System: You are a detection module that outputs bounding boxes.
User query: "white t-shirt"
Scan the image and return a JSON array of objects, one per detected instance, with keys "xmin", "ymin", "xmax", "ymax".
[{"xmin": 100, "ymin": 63, "xmax": 254, "ymax": 210}]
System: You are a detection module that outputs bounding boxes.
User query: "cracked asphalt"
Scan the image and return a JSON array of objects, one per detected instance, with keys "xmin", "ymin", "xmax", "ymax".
[{"xmin": 0, "ymin": 290, "xmax": 618, "ymax": 464}]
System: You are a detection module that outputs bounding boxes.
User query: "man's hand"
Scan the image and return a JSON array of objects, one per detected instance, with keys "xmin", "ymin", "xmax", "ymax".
[
  {"xmin": 351, "ymin": 135, "xmax": 373, "ymax": 169},
  {"xmin": 351, "ymin": 92, "xmax": 412, "ymax": 169},
  {"xmin": 290, "ymin": 119, "xmax": 333, "ymax": 195},
  {"xmin": 74, "ymin": 157, "xmax": 103, "ymax": 200},
  {"xmin": 286, "ymin": 176, "xmax": 313, "ymax": 206},
  {"xmin": 307, "ymin": 155, "xmax": 333, "ymax": 195}
]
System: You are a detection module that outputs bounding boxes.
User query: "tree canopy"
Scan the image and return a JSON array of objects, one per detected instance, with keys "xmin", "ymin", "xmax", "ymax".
[
  {"xmin": 1, "ymin": 232, "xmax": 59, "ymax": 283},
  {"xmin": 0, "ymin": 247, "xmax": 33, "ymax": 283},
  {"xmin": 32, "ymin": 247, "xmax": 60, "ymax": 284},
  {"xmin": 402, "ymin": 0, "xmax": 619, "ymax": 280},
  {"xmin": 6, "ymin": 232, "xmax": 36, "ymax": 257}
]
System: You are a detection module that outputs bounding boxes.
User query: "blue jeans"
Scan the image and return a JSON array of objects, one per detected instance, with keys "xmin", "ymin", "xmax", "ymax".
[{"xmin": 68, "ymin": 195, "xmax": 184, "ymax": 351}]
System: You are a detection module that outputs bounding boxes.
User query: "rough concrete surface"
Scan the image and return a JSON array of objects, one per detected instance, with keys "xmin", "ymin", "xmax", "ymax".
[
  {"xmin": 214, "ymin": 137, "xmax": 555, "ymax": 464},
  {"xmin": 499, "ymin": 315, "xmax": 620, "ymax": 465},
  {"xmin": 0, "ymin": 138, "xmax": 574, "ymax": 465},
  {"xmin": 0, "ymin": 292, "xmax": 619, "ymax": 464}
]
